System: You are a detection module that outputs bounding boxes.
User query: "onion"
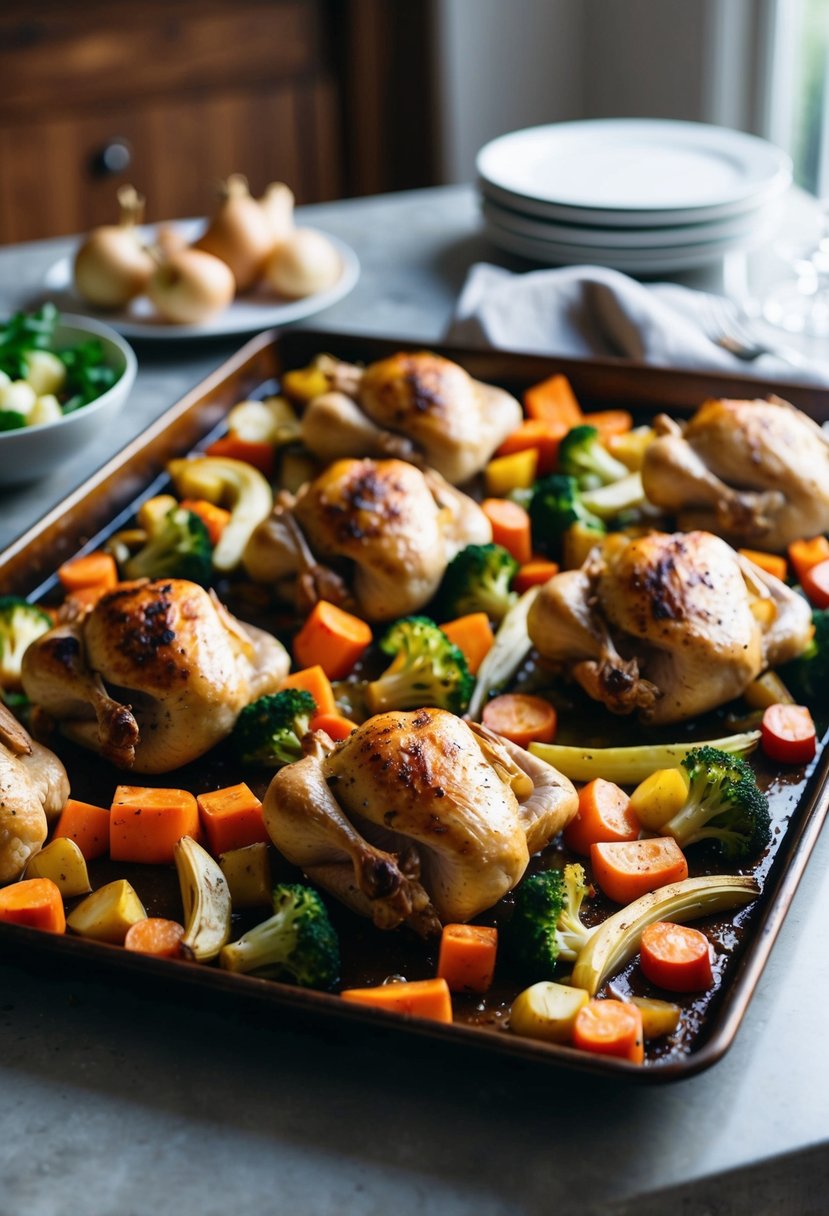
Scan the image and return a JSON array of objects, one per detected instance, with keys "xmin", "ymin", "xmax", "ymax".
[
  {"xmin": 264, "ymin": 228, "xmax": 342, "ymax": 299},
  {"xmin": 73, "ymin": 186, "xmax": 155, "ymax": 308},
  {"xmin": 193, "ymin": 174, "xmax": 275, "ymax": 292},
  {"xmin": 147, "ymin": 248, "xmax": 235, "ymax": 325},
  {"xmin": 259, "ymin": 182, "xmax": 295, "ymax": 243}
]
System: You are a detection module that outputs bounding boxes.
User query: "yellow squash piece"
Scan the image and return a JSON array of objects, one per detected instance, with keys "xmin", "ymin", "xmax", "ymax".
[
  {"xmin": 281, "ymin": 365, "xmax": 330, "ymax": 403},
  {"xmin": 530, "ymin": 730, "xmax": 761, "ymax": 786},
  {"xmin": 510, "ymin": 981, "xmax": 589, "ymax": 1044},
  {"xmin": 67, "ymin": 879, "xmax": 147, "ymax": 944},
  {"xmin": 743, "ymin": 671, "xmax": 796, "ymax": 711},
  {"xmin": 484, "ymin": 449, "xmax": 538, "ymax": 498},
  {"xmin": 219, "ymin": 842, "xmax": 273, "ymax": 909},
  {"xmin": 629, "ymin": 767, "xmax": 690, "ymax": 831},
  {"xmin": 629, "ymin": 996, "xmax": 681, "ymax": 1039},
  {"xmin": 25, "ymin": 838, "xmax": 91, "ymax": 899}
]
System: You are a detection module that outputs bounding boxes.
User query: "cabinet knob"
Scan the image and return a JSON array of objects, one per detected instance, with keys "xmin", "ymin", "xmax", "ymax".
[{"xmin": 90, "ymin": 139, "xmax": 132, "ymax": 178}]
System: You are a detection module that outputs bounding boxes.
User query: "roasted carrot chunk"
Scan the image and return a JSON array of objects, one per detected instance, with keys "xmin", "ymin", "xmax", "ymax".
[
  {"xmin": 523, "ymin": 373, "xmax": 582, "ymax": 427},
  {"xmin": 581, "ymin": 409, "xmax": 634, "ymax": 441},
  {"xmin": 738, "ymin": 549, "xmax": 788, "ymax": 582},
  {"xmin": 496, "ymin": 419, "xmax": 568, "ymax": 475},
  {"xmin": 292, "ymin": 600, "xmax": 373, "ymax": 680},
  {"xmin": 110, "ymin": 786, "xmax": 200, "ymax": 865},
  {"xmin": 513, "ymin": 558, "xmax": 560, "ymax": 594},
  {"xmin": 639, "ymin": 922, "xmax": 714, "ymax": 992},
  {"xmin": 563, "ymin": 779, "xmax": 639, "ymax": 856},
  {"xmin": 340, "ymin": 977, "xmax": 453, "ymax": 1023},
  {"xmin": 178, "ymin": 499, "xmax": 231, "ymax": 545},
  {"xmin": 481, "ymin": 498, "xmax": 533, "ymax": 565},
  {"xmin": 572, "ymin": 998, "xmax": 644, "ymax": 1063},
  {"xmin": 205, "ymin": 435, "xmax": 274, "ymax": 478},
  {"xmin": 53, "ymin": 798, "xmax": 111, "ymax": 861},
  {"xmin": 439, "ymin": 613, "xmax": 495, "ymax": 675},
  {"xmin": 197, "ymin": 783, "xmax": 269, "ymax": 855},
  {"xmin": 437, "ymin": 924, "xmax": 498, "ymax": 993},
  {"xmin": 482, "ymin": 693, "xmax": 557, "ymax": 749},
  {"xmin": 309, "ymin": 712, "xmax": 360, "ymax": 741},
  {"xmin": 590, "ymin": 838, "xmax": 688, "ymax": 904},
  {"xmin": 0, "ymin": 878, "xmax": 65, "ymax": 934},
  {"xmin": 788, "ymin": 536, "xmax": 829, "ymax": 584},
  {"xmin": 280, "ymin": 665, "xmax": 337, "ymax": 717},
  {"xmin": 124, "ymin": 917, "xmax": 186, "ymax": 959},
  {"xmin": 57, "ymin": 552, "xmax": 118, "ymax": 594}
]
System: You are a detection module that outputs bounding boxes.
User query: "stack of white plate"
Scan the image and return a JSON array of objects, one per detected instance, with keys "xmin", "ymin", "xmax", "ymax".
[{"xmin": 477, "ymin": 119, "xmax": 792, "ymax": 274}]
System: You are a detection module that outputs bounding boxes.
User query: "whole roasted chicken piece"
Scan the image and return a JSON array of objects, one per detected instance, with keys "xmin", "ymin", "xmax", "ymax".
[
  {"xmin": 21, "ymin": 579, "xmax": 289, "ymax": 773},
  {"xmin": 528, "ymin": 530, "xmax": 812, "ymax": 726},
  {"xmin": 0, "ymin": 702, "xmax": 69, "ymax": 884},
  {"xmin": 641, "ymin": 396, "xmax": 829, "ymax": 551},
  {"xmin": 244, "ymin": 457, "xmax": 491, "ymax": 621},
  {"xmin": 298, "ymin": 351, "xmax": 523, "ymax": 485},
  {"xmin": 263, "ymin": 707, "xmax": 578, "ymax": 933}
]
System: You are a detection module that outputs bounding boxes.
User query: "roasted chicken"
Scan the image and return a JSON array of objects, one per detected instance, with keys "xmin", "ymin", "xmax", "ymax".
[
  {"xmin": 21, "ymin": 579, "xmax": 289, "ymax": 773},
  {"xmin": 641, "ymin": 397, "xmax": 829, "ymax": 551},
  {"xmin": 263, "ymin": 707, "xmax": 579, "ymax": 933},
  {"xmin": 528, "ymin": 530, "xmax": 812, "ymax": 725},
  {"xmin": 298, "ymin": 351, "xmax": 523, "ymax": 484},
  {"xmin": 0, "ymin": 702, "xmax": 69, "ymax": 884},
  {"xmin": 243, "ymin": 457, "xmax": 491, "ymax": 621}
]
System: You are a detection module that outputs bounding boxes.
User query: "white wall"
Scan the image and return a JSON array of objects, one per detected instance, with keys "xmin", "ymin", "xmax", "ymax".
[
  {"xmin": 433, "ymin": 0, "xmax": 762, "ymax": 184},
  {"xmin": 434, "ymin": 0, "xmax": 585, "ymax": 183}
]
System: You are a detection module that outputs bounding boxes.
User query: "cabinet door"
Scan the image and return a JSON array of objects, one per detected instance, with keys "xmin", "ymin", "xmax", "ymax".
[{"xmin": 0, "ymin": 78, "xmax": 341, "ymax": 244}]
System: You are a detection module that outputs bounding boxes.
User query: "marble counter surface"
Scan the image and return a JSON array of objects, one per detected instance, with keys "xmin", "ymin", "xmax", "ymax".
[{"xmin": 1, "ymin": 186, "xmax": 827, "ymax": 1216}]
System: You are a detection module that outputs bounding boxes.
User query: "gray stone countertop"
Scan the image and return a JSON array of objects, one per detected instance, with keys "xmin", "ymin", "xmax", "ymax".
[{"xmin": 1, "ymin": 186, "xmax": 828, "ymax": 1215}]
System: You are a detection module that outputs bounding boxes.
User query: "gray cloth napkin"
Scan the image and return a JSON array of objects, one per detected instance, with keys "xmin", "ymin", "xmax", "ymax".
[{"xmin": 446, "ymin": 262, "xmax": 829, "ymax": 386}]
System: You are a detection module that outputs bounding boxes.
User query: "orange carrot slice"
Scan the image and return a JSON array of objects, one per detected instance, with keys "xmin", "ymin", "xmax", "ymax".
[
  {"xmin": 513, "ymin": 558, "xmax": 560, "ymax": 594},
  {"xmin": 205, "ymin": 435, "xmax": 274, "ymax": 478},
  {"xmin": 280, "ymin": 665, "xmax": 337, "ymax": 716},
  {"xmin": 0, "ymin": 878, "xmax": 65, "ymax": 933},
  {"xmin": 439, "ymin": 612, "xmax": 495, "ymax": 675},
  {"xmin": 788, "ymin": 536, "xmax": 829, "ymax": 584},
  {"xmin": 581, "ymin": 409, "xmax": 634, "ymax": 441},
  {"xmin": 340, "ymin": 977, "xmax": 453, "ymax": 1023},
  {"xmin": 482, "ymin": 693, "xmax": 557, "ymax": 749},
  {"xmin": 481, "ymin": 498, "xmax": 533, "ymax": 565},
  {"xmin": 437, "ymin": 924, "xmax": 498, "ymax": 993},
  {"xmin": 197, "ymin": 783, "xmax": 269, "ymax": 855},
  {"xmin": 496, "ymin": 419, "xmax": 568, "ymax": 475},
  {"xmin": 523, "ymin": 373, "xmax": 582, "ymax": 427},
  {"xmin": 53, "ymin": 798, "xmax": 111, "ymax": 861},
  {"xmin": 309, "ymin": 712, "xmax": 360, "ymax": 741},
  {"xmin": 590, "ymin": 838, "xmax": 688, "ymax": 904},
  {"xmin": 124, "ymin": 917, "xmax": 186, "ymax": 958},
  {"xmin": 57, "ymin": 552, "xmax": 118, "ymax": 594},
  {"xmin": 563, "ymin": 778, "xmax": 639, "ymax": 856},
  {"xmin": 761, "ymin": 703, "xmax": 817, "ymax": 764},
  {"xmin": 292, "ymin": 600, "xmax": 373, "ymax": 680},
  {"xmin": 801, "ymin": 558, "xmax": 829, "ymax": 609},
  {"xmin": 639, "ymin": 922, "xmax": 714, "ymax": 992},
  {"xmin": 110, "ymin": 786, "xmax": 200, "ymax": 865},
  {"xmin": 572, "ymin": 998, "xmax": 644, "ymax": 1063}
]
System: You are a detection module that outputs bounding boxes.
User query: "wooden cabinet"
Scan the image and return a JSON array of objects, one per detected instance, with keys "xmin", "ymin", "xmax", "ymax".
[{"xmin": 0, "ymin": 0, "xmax": 347, "ymax": 243}]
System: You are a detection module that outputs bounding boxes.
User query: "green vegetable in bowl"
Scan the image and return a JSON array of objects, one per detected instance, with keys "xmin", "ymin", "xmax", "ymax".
[{"xmin": 0, "ymin": 303, "xmax": 119, "ymax": 429}]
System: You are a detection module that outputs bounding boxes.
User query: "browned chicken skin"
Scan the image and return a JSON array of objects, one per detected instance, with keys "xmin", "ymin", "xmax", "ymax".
[
  {"xmin": 21, "ymin": 579, "xmax": 289, "ymax": 773},
  {"xmin": 528, "ymin": 530, "xmax": 812, "ymax": 725},
  {"xmin": 0, "ymin": 702, "xmax": 69, "ymax": 884},
  {"xmin": 642, "ymin": 397, "xmax": 829, "ymax": 551},
  {"xmin": 263, "ymin": 708, "xmax": 579, "ymax": 933},
  {"xmin": 243, "ymin": 457, "xmax": 491, "ymax": 621},
  {"xmin": 299, "ymin": 352, "xmax": 523, "ymax": 485}
]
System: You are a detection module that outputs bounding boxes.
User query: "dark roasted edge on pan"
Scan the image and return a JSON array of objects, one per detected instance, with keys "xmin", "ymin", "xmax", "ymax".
[{"xmin": 1, "ymin": 326, "xmax": 828, "ymax": 1084}]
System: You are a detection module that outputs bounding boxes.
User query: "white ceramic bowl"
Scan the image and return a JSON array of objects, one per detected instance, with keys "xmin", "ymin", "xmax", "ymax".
[{"xmin": 0, "ymin": 313, "xmax": 137, "ymax": 487}]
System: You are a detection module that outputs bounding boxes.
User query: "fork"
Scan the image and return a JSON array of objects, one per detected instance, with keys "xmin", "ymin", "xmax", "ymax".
[{"xmin": 699, "ymin": 294, "xmax": 810, "ymax": 370}]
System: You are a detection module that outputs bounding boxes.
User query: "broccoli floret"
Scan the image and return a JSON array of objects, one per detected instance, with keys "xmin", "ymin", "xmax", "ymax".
[
  {"xmin": 529, "ymin": 473, "xmax": 606, "ymax": 558},
  {"xmin": 124, "ymin": 505, "xmax": 213, "ymax": 586},
  {"xmin": 232, "ymin": 688, "xmax": 317, "ymax": 767},
  {"xmin": 220, "ymin": 883, "xmax": 340, "ymax": 990},
  {"xmin": 507, "ymin": 863, "xmax": 594, "ymax": 981},
  {"xmin": 558, "ymin": 425, "xmax": 629, "ymax": 489},
  {"xmin": 663, "ymin": 745, "xmax": 771, "ymax": 861},
  {"xmin": 779, "ymin": 609, "xmax": 829, "ymax": 708},
  {"xmin": 366, "ymin": 615, "xmax": 473, "ymax": 715},
  {"xmin": 0, "ymin": 597, "xmax": 52, "ymax": 690},
  {"xmin": 437, "ymin": 543, "xmax": 519, "ymax": 623}
]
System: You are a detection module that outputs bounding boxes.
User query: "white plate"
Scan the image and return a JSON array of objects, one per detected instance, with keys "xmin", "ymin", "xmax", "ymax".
[
  {"xmin": 481, "ymin": 195, "xmax": 785, "ymax": 251},
  {"xmin": 42, "ymin": 221, "xmax": 360, "ymax": 339},
  {"xmin": 483, "ymin": 211, "xmax": 780, "ymax": 274},
  {"xmin": 477, "ymin": 120, "xmax": 792, "ymax": 227}
]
